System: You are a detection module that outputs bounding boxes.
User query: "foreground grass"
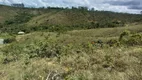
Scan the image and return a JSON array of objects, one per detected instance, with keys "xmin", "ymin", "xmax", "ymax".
[
  {"xmin": 0, "ymin": 46, "xmax": 142, "ymax": 80},
  {"xmin": 0, "ymin": 24, "xmax": 142, "ymax": 80},
  {"xmin": 0, "ymin": 31, "xmax": 142, "ymax": 80}
]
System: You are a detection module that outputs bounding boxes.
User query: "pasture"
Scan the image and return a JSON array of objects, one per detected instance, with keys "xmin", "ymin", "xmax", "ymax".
[{"xmin": 0, "ymin": 24, "xmax": 142, "ymax": 80}]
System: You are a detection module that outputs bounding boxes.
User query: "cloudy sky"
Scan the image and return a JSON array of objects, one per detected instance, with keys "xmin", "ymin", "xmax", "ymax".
[{"xmin": 0, "ymin": 0, "xmax": 142, "ymax": 14}]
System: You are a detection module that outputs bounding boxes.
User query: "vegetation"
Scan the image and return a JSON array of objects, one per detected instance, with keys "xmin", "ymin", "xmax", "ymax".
[
  {"xmin": 0, "ymin": 25, "xmax": 142, "ymax": 80},
  {"xmin": 0, "ymin": 4, "xmax": 142, "ymax": 80},
  {"xmin": 0, "ymin": 5, "xmax": 142, "ymax": 34},
  {"xmin": 119, "ymin": 30, "xmax": 142, "ymax": 46}
]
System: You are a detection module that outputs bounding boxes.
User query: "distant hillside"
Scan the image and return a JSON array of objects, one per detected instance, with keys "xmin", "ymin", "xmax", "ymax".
[
  {"xmin": 27, "ymin": 9, "xmax": 142, "ymax": 27},
  {"xmin": 0, "ymin": 5, "xmax": 17, "ymax": 22},
  {"xmin": 0, "ymin": 5, "xmax": 45, "ymax": 23},
  {"xmin": 0, "ymin": 5, "xmax": 142, "ymax": 33},
  {"xmin": 27, "ymin": 9, "xmax": 90, "ymax": 26}
]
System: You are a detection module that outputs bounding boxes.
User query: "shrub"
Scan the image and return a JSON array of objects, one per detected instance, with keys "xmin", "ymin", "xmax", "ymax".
[
  {"xmin": 4, "ymin": 37, "xmax": 16, "ymax": 44},
  {"xmin": 118, "ymin": 30, "xmax": 142, "ymax": 46},
  {"xmin": 107, "ymin": 39, "xmax": 120, "ymax": 47},
  {"xmin": 126, "ymin": 34, "xmax": 142, "ymax": 46},
  {"xmin": 30, "ymin": 43, "xmax": 62, "ymax": 58},
  {"xmin": 4, "ymin": 20, "xmax": 14, "ymax": 25},
  {"xmin": 119, "ymin": 30, "xmax": 131, "ymax": 42}
]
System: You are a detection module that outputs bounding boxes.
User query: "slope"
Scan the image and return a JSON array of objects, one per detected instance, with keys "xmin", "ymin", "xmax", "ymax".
[{"xmin": 27, "ymin": 10, "xmax": 90, "ymax": 27}]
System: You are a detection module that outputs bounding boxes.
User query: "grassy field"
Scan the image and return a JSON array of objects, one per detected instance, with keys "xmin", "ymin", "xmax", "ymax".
[{"xmin": 0, "ymin": 24, "xmax": 142, "ymax": 80}]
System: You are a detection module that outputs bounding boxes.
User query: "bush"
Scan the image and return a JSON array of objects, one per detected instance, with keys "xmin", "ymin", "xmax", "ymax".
[
  {"xmin": 119, "ymin": 30, "xmax": 131, "ymax": 41},
  {"xmin": 107, "ymin": 39, "xmax": 120, "ymax": 47},
  {"xmin": 30, "ymin": 43, "xmax": 62, "ymax": 58},
  {"xmin": 4, "ymin": 37, "xmax": 16, "ymax": 44},
  {"xmin": 118, "ymin": 30, "xmax": 142, "ymax": 46},
  {"xmin": 4, "ymin": 20, "xmax": 14, "ymax": 25},
  {"xmin": 126, "ymin": 34, "xmax": 142, "ymax": 46}
]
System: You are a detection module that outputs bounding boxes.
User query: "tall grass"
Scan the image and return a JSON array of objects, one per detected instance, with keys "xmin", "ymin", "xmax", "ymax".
[{"xmin": 0, "ymin": 30, "xmax": 142, "ymax": 80}]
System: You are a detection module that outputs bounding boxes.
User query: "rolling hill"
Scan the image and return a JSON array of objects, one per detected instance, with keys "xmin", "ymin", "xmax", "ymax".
[
  {"xmin": 0, "ymin": 4, "xmax": 142, "ymax": 80},
  {"xmin": 0, "ymin": 4, "xmax": 142, "ymax": 28}
]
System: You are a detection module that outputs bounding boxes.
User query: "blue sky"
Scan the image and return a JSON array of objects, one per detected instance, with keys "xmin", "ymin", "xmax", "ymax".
[{"xmin": 0, "ymin": 0, "xmax": 142, "ymax": 14}]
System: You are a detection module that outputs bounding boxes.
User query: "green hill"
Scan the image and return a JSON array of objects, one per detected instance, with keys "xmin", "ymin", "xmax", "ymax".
[
  {"xmin": 0, "ymin": 5, "xmax": 18, "ymax": 22},
  {"xmin": 0, "ymin": 5, "xmax": 45, "ymax": 23},
  {"xmin": 27, "ymin": 9, "xmax": 142, "ymax": 27},
  {"xmin": 0, "ymin": 5, "xmax": 142, "ymax": 80},
  {"xmin": 0, "ymin": 5, "xmax": 142, "ymax": 33},
  {"xmin": 27, "ymin": 10, "xmax": 89, "ymax": 26}
]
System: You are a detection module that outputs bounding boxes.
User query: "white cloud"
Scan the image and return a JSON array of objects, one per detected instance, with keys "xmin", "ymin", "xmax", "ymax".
[{"xmin": 0, "ymin": 0, "xmax": 141, "ymax": 14}]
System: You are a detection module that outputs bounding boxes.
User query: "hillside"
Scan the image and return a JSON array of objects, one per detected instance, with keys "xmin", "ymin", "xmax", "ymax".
[
  {"xmin": 0, "ymin": 5, "xmax": 47, "ymax": 23},
  {"xmin": 0, "ymin": 5, "xmax": 142, "ymax": 34},
  {"xmin": 27, "ymin": 9, "xmax": 142, "ymax": 27},
  {"xmin": 0, "ymin": 4, "xmax": 142, "ymax": 80},
  {"xmin": 0, "ymin": 5, "xmax": 17, "ymax": 22},
  {"xmin": 27, "ymin": 10, "xmax": 89, "ymax": 26}
]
